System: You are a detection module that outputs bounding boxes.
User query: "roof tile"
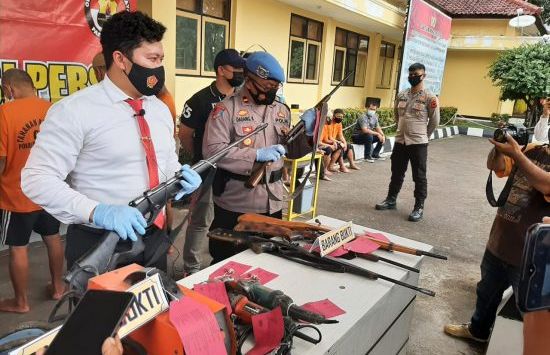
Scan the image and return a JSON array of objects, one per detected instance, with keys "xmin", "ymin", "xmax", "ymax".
[{"xmin": 430, "ymin": 0, "xmax": 541, "ymax": 17}]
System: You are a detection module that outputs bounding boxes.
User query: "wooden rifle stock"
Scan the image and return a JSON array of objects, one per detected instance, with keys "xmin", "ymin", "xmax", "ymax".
[
  {"xmin": 245, "ymin": 121, "xmax": 305, "ymax": 189},
  {"xmin": 363, "ymin": 236, "xmax": 448, "ymax": 260},
  {"xmin": 244, "ymin": 163, "xmax": 270, "ymax": 188},
  {"xmin": 238, "ymin": 213, "xmax": 329, "ymax": 233}
]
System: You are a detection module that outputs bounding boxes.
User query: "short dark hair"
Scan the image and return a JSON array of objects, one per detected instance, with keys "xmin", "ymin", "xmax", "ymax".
[
  {"xmin": 2, "ymin": 68, "xmax": 34, "ymax": 88},
  {"xmin": 100, "ymin": 11, "xmax": 166, "ymax": 69},
  {"xmin": 333, "ymin": 108, "xmax": 345, "ymax": 115},
  {"xmin": 408, "ymin": 63, "xmax": 425, "ymax": 72}
]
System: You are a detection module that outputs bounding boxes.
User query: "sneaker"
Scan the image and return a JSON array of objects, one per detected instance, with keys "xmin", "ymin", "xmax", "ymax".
[
  {"xmin": 443, "ymin": 323, "xmax": 488, "ymax": 343},
  {"xmin": 364, "ymin": 156, "xmax": 375, "ymax": 163}
]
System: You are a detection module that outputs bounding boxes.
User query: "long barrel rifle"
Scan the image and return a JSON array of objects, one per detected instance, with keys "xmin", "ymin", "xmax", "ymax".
[
  {"xmin": 64, "ymin": 124, "xmax": 268, "ymax": 294},
  {"xmin": 208, "ymin": 229, "xmax": 436, "ymax": 297},
  {"xmin": 235, "ymin": 213, "xmax": 448, "ymax": 260}
]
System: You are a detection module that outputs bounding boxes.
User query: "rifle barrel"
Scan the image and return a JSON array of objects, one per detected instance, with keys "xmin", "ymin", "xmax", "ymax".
[
  {"xmin": 323, "ymin": 255, "xmax": 435, "ymax": 297},
  {"xmin": 356, "ymin": 252, "xmax": 420, "ymax": 273}
]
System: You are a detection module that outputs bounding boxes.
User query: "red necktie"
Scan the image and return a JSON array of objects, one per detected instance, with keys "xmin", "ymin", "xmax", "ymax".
[{"xmin": 126, "ymin": 98, "xmax": 165, "ymax": 229}]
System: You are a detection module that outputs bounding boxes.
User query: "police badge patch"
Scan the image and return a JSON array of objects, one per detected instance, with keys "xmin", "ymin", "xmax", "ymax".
[{"xmin": 211, "ymin": 104, "xmax": 226, "ymax": 119}]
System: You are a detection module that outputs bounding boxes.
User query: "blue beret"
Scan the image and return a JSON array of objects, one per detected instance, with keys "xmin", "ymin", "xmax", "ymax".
[{"xmin": 245, "ymin": 52, "xmax": 285, "ymax": 83}]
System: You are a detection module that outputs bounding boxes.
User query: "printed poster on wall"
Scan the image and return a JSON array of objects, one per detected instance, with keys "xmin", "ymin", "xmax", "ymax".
[
  {"xmin": 0, "ymin": 0, "xmax": 136, "ymax": 102},
  {"xmin": 398, "ymin": 0, "xmax": 452, "ymax": 95}
]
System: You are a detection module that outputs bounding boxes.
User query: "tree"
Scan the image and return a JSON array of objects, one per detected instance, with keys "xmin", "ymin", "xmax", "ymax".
[
  {"xmin": 528, "ymin": 0, "xmax": 550, "ymax": 24},
  {"xmin": 488, "ymin": 43, "xmax": 550, "ymax": 126}
]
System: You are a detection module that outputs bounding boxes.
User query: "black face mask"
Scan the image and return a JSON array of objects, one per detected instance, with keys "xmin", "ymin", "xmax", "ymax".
[
  {"xmin": 250, "ymin": 81, "xmax": 278, "ymax": 105},
  {"xmin": 408, "ymin": 75, "xmax": 423, "ymax": 88},
  {"xmin": 228, "ymin": 72, "xmax": 245, "ymax": 87},
  {"xmin": 125, "ymin": 59, "xmax": 165, "ymax": 96}
]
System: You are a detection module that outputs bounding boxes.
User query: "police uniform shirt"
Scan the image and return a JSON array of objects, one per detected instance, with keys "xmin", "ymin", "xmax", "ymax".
[
  {"xmin": 394, "ymin": 88, "xmax": 440, "ymax": 145},
  {"xmin": 202, "ymin": 86, "xmax": 310, "ymax": 214},
  {"xmin": 180, "ymin": 81, "xmax": 225, "ymax": 163},
  {"xmin": 22, "ymin": 74, "xmax": 181, "ymax": 225}
]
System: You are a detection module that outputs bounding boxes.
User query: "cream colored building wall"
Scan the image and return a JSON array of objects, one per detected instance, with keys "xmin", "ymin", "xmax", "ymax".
[
  {"xmin": 440, "ymin": 50, "xmax": 503, "ymax": 117},
  {"xmin": 451, "ymin": 19, "xmax": 514, "ymax": 36},
  {"xmin": 167, "ymin": 0, "xmax": 398, "ymax": 113}
]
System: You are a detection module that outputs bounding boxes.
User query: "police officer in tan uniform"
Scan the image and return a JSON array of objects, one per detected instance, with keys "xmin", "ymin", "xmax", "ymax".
[
  {"xmin": 376, "ymin": 63, "xmax": 440, "ymax": 222},
  {"xmin": 202, "ymin": 52, "xmax": 314, "ymax": 263}
]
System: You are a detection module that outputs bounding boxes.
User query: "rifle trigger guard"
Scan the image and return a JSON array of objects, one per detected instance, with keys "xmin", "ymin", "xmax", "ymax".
[{"xmin": 141, "ymin": 190, "xmax": 162, "ymax": 225}]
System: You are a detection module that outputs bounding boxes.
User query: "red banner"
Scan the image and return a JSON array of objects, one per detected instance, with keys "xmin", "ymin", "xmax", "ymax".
[{"xmin": 0, "ymin": 0, "xmax": 136, "ymax": 102}]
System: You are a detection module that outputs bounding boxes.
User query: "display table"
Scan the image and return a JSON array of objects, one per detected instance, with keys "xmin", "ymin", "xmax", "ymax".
[{"xmin": 177, "ymin": 216, "xmax": 434, "ymax": 355}]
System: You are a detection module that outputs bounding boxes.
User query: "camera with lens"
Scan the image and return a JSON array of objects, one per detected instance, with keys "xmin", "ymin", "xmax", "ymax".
[{"xmin": 493, "ymin": 124, "xmax": 529, "ymax": 145}]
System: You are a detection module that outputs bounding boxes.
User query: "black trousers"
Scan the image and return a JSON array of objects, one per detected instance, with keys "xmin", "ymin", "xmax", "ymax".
[
  {"xmin": 65, "ymin": 224, "xmax": 168, "ymax": 272},
  {"xmin": 209, "ymin": 204, "xmax": 282, "ymax": 264},
  {"xmin": 352, "ymin": 133, "xmax": 383, "ymax": 158},
  {"xmin": 388, "ymin": 142, "xmax": 428, "ymax": 201}
]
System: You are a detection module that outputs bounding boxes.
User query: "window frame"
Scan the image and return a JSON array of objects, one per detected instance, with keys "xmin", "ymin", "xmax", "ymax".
[
  {"xmin": 331, "ymin": 46, "xmax": 346, "ymax": 84},
  {"xmin": 287, "ymin": 14, "xmax": 323, "ymax": 84},
  {"xmin": 175, "ymin": 0, "xmax": 231, "ymax": 77},
  {"xmin": 331, "ymin": 27, "xmax": 369, "ymax": 87},
  {"xmin": 175, "ymin": 10, "xmax": 201, "ymax": 76},
  {"xmin": 376, "ymin": 41, "xmax": 396, "ymax": 89},
  {"xmin": 201, "ymin": 16, "xmax": 230, "ymax": 76}
]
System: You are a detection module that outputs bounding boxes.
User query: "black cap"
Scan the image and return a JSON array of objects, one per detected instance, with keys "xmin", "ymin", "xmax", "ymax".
[{"xmin": 214, "ymin": 49, "xmax": 245, "ymax": 72}]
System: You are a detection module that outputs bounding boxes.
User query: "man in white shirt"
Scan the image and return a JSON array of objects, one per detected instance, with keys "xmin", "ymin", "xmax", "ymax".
[
  {"xmin": 533, "ymin": 97, "xmax": 549, "ymax": 143},
  {"xmin": 22, "ymin": 11, "xmax": 201, "ymax": 270}
]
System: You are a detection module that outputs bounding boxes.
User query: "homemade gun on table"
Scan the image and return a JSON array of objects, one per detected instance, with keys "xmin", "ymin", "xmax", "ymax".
[
  {"xmin": 235, "ymin": 213, "xmax": 448, "ymax": 260},
  {"xmin": 208, "ymin": 229, "xmax": 436, "ymax": 297},
  {"xmin": 64, "ymin": 124, "xmax": 268, "ymax": 293}
]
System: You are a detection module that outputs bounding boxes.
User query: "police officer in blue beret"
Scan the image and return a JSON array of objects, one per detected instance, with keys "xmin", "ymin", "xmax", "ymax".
[{"xmin": 202, "ymin": 51, "xmax": 315, "ymax": 263}]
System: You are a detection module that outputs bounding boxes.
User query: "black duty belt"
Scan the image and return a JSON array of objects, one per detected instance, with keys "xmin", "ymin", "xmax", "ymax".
[{"xmin": 223, "ymin": 168, "xmax": 283, "ymax": 184}]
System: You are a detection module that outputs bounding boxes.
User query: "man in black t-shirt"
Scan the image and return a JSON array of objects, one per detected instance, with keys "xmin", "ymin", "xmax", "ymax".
[{"xmin": 178, "ymin": 49, "xmax": 245, "ymax": 274}]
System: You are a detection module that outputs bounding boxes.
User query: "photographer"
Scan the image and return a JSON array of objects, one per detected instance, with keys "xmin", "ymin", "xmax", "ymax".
[
  {"xmin": 533, "ymin": 97, "xmax": 549, "ymax": 144},
  {"xmin": 444, "ymin": 134, "xmax": 550, "ymax": 343},
  {"xmin": 523, "ymin": 218, "xmax": 550, "ymax": 355}
]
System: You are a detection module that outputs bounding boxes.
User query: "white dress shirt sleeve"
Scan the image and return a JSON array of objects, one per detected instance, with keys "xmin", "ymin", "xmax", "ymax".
[
  {"xmin": 167, "ymin": 124, "xmax": 182, "ymax": 174},
  {"xmin": 22, "ymin": 102, "xmax": 99, "ymax": 224},
  {"xmin": 534, "ymin": 116, "xmax": 549, "ymax": 143}
]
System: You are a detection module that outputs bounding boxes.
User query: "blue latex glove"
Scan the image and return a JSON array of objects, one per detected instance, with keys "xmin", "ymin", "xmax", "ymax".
[
  {"xmin": 300, "ymin": 108, "xmax": 317, "ymax": 136},
  {"xmin": 256, "ymin": 144, "xmax": 286, "ymax": 162},
  {"xmin": 92, "ymin": 204, "xmax": 147, "ymax": 242},
  {"xmin": 175, "ymin": 164, "xmax": 202, "ymax": 200}
]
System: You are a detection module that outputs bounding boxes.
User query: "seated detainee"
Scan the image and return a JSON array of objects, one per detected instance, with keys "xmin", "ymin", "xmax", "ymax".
[
  {"xmin": 352, "ymin": 103, "xmax": 386, "ymax": 162},
  {"xmin": 331, "ymin": 109, "xmax": 359, "ymax": 172},
  {"xmin": 319, "ymin": 113, "xmax": 339, "ymax": 181}
]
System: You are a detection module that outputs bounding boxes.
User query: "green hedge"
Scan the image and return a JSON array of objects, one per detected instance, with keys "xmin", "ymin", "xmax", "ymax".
[
  {"xmin": 339, "ymin": 106, "xmax": 457, "ymax": 142},
  {"xmin": 440, "ymin": 107, "xmax": 458, "ymax": 125}
]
